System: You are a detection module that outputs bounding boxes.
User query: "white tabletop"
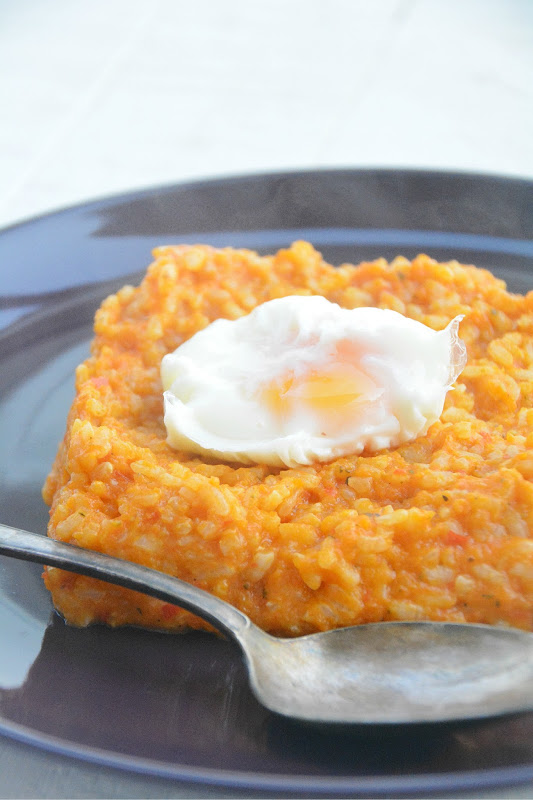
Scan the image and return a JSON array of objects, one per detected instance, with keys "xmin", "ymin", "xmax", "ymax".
[
  {"xmin": 1, "ymin": 0, "xmax": 532, "ymax": 232},
  {"xmin": 1, "ymin": 0, "xmax": 533, "ymax": 797}
]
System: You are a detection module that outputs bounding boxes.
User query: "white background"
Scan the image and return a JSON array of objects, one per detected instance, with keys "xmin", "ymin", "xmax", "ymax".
[{"xmin": 1, "ymin": 0, "xmax": 532, "ymax": 231}]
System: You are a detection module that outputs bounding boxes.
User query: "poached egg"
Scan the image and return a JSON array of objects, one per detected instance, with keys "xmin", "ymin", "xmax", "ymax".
[{"xmin": 161, "ymin": 295, "xmax": 466, "ymax": 468}]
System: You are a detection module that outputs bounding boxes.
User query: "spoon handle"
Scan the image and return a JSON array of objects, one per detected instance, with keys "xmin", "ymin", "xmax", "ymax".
[{"xmin": 0, "ymin": 523, "xmax": 250, "ymax": 640}]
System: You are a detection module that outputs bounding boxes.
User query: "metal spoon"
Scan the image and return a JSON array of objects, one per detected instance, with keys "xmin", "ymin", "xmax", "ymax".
[{"xmin": 1, "ymin": 522, "xmax": 532, "ymax": 726}]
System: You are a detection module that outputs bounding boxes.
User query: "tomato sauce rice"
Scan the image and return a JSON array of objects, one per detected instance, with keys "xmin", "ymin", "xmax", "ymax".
[{"xmin": 43, "ymin": 242, "xmax": 533, "ymax": 634}]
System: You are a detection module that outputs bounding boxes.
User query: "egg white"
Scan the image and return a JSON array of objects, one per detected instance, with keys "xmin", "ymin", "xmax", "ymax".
[{"xmin": 161, "ymin": 295, "xmax": 467, "ymax": 468}]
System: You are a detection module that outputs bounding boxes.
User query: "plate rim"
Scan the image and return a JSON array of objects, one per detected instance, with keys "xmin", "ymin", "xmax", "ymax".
[
  {"xmin": 3, "ymin": 713, "xmax": 533, "ymax": 796},
  {"xmin": 1, "ymin": 165, "xmax": 533, "ymax": 236}
]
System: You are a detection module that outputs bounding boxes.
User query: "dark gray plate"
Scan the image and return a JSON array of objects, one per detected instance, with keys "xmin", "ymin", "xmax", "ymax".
[{"xmin": 1, "ymin": 169, "xmax": 533, "ymax": 796}]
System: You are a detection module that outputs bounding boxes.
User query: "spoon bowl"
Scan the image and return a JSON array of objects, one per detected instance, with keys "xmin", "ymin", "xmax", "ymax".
[{"xmin": 1, "ymin": 522, "xmax": 533, "ymax": 726}]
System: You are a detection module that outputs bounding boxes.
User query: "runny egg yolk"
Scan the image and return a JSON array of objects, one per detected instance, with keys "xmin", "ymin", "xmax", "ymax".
[
  {"xmin": 262, "ymin": 361, "xmax": 379, "ymax": 430},
  {"xmin": 260, "ymin": 338, "xmax": 382, "ymax": 437}
]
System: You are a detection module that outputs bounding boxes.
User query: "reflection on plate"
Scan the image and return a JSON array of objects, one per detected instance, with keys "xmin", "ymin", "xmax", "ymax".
[{"xmin": 0, "ymin": 169, "xmax": 533, "ymax": 794}]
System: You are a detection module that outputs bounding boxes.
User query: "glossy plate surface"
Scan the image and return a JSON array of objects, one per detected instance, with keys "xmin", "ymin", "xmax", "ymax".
[{"xmin": 1, "ymin": 169, "xmax": 533, "ymax": 795}]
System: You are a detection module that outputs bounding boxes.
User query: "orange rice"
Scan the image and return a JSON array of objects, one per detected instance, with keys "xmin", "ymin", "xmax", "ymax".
[{"xmin": 42, "ymin": 242, "xmax": 533, "ymax": 635}]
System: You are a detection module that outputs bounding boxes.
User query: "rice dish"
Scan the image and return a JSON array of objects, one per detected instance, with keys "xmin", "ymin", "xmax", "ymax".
[{"xmin": 42, "ymin": 242, "xmax": 533, "ymax": 635}]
